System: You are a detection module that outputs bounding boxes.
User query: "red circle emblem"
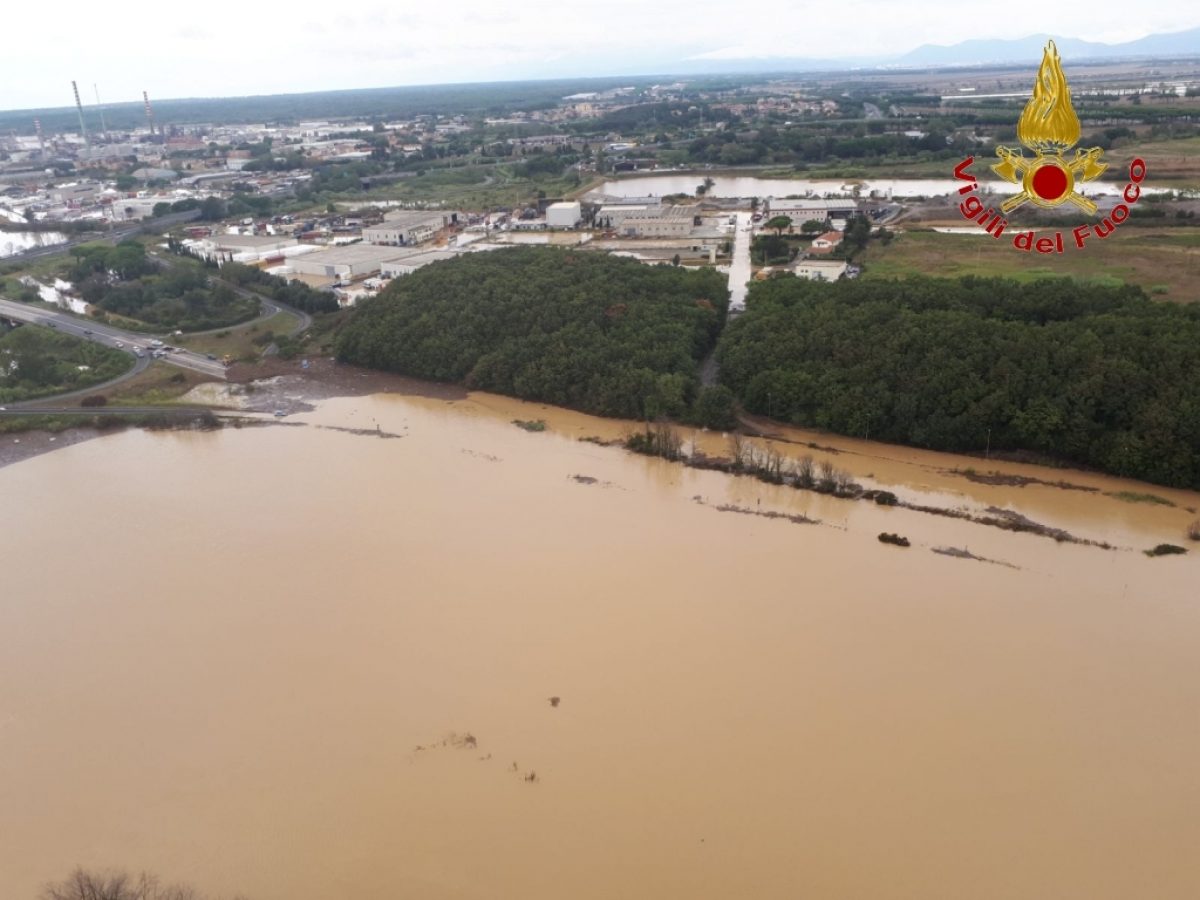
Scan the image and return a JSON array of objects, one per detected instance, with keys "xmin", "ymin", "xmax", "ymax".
[{"xmin": 1031, "ymin": 164, "xmax": 1068, "ymax": 201}]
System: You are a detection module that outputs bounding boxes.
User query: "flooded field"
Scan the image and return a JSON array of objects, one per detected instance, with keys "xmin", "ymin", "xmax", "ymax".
[
  {"xmin": 0, "ymin": 229, "xmax": 69, "ymax": 258},
  {"xmin": 2, "ymin": 389, "xmax": 1199, "ymax": 900},
  {"xmin": 589, "ymin": 174, "xmax": 1149, "ymax": 201}
]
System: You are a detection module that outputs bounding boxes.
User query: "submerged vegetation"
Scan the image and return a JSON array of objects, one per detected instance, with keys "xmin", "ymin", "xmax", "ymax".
[
  {"xmin": 337, "ymin": 247, "xmax": 729, "ymax": 422},
  {"xmin": 512, "ymin": 418, "xmax": 547, "ymax": 432},
  {"xmin": 1145, "ymin": 543, "xmax": 1188, "ymax": 557},
  {"xmin": 719, "ymin": 275, "xmax": 1200, "ymax": 490}
]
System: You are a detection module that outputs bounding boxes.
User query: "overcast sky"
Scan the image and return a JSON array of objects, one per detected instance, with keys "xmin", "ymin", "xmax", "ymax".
[{"xmin": 3, "ymin": 0, "xmax": 1198, "ymax": 110}]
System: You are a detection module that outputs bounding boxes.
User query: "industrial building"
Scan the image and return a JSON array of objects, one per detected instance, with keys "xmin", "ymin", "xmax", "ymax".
[
  {"xmin": 193, "ymin": 233, "xmax": 300, "ymax": 261},
  {"xmin": 793, "ymin": 259, "xmax": 848, "ymax": 281},
  {"xmin": 766, "ymin": 198, "xmax": 858, "ymax": 223},
  {"xmin": 289, "ymin": 244, "xmax": 418, "ymax": 280},
  {"xmin": 380, "ymin": 249, "xmax": 459, "ymax": 277},
  {"xmin": 363, "ymin": 210, "xmax": 457, "ymax": 246},
  {"xmin": 545, "ymin": 201, "xmax": 582, "ymax": 229},
  {"xmin": 594, "ymin": 203, "xmax": 703, "ymax": 237}
]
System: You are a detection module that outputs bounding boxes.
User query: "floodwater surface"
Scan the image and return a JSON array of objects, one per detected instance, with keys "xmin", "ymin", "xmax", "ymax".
[{"xmin": 2, "ymin": 391, "xmax": 1199, "ymax": 900}]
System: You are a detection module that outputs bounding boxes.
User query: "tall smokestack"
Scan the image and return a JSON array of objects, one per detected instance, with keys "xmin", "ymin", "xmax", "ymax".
[
  {"xmin": 72, "ymin": 80, "xmax": 91, "ymax": 150},
  {"xmin": 93, "ymin": 83, "xmax": 108, "ymax": 138},
  {"xmin": 34, "ymin": 118, "xmax": 46, "ymax": 161},
  {"xmin": 143, "ymin": 90, "xmax": 157, "ymax": 139}
]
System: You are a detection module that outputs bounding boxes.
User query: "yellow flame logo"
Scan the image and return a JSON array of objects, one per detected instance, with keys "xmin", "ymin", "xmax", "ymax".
[
  {"xmin": 991, "ymin": 40, "xmax": 1106, "ymax": 214},
  {"xmin": 1017, "ymin": 41, "xmax": 1081, "ymax": 152}
]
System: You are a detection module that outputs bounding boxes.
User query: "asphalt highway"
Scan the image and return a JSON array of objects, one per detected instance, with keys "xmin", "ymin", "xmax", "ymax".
[{"xmin": 0, "ymin": 296, "xmax": 229, "ymax": 381}]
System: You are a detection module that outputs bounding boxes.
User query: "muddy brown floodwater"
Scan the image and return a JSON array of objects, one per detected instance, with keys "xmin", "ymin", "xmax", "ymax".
[{"xmin": 2, "ymin": 390, "xmax": 1199, "ymax": 900}]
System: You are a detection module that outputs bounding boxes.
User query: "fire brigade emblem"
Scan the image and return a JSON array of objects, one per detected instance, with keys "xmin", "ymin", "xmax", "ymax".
[{"xmin": 992, "ymin": 40, "xmax": 1107, "ymax": 215}]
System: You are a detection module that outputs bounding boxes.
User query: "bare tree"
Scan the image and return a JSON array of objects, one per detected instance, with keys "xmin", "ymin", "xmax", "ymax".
[
  {"xmin": 729, "ymin": 433, "xmax": 749, "ymax": 470},
  {"xmin": 833, "ymin": 468, "xmax": 857, "ymax": 494},
  {"xmin": 817, "ymin": 459, "xmax": 837, "ymax": 491},
  {"xmin": 795, "ymin": 455, "xmax": 815, "ymax": 488},
  {"xmin": 763, "ymin": 446, "xmax": 785, "ymax": 482},
  {"xmin": 42, "ymin": 869, "xmax": 213, "ymax": 900}
]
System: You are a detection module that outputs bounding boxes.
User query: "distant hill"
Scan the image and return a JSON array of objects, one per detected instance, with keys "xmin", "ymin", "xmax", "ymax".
[{"xmin": 896, "ymin": 26, "xmax": 1200, "ymax": 66}]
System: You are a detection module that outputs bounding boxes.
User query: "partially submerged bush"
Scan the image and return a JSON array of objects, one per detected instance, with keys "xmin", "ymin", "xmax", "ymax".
[{"xmin": 1145, "ymin": 543, "xmax": 1188, "ymax": 557}]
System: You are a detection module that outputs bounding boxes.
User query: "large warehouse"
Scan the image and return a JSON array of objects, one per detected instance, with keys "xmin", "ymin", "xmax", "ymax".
[
  {"xmin": 363, "ymin": 210, "xmax": 458, "ymax": 246},
  {"xmin": 288, "ymin": 244, "xmax": 417, "ymax": 280}
]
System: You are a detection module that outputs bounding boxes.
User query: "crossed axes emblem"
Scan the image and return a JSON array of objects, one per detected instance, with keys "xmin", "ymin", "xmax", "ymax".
[{"xmin": 991, "ymin": 146, "xmax": 1108, "ymax": 215}]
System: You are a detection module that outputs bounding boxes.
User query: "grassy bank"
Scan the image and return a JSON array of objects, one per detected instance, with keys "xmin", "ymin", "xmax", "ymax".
[{"xmin": 859, "ymin": 227, "xmax": 1200, "ymax": 302}]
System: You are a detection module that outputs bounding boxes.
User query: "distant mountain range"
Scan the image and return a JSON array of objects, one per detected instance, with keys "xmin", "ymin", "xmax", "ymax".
[
  {"xmin": 895, "ymin": 27, "xmax": 1200, "ymax": 66},
  {"xmin": 677, "ymin": 25, "xmax": 1200, "ymax": 73}
]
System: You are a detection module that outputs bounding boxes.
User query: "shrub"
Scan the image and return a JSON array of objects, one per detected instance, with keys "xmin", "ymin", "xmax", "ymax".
[{"xmin": 1145, "ymin": 543, "xmax": 1188, "ymax": 557}]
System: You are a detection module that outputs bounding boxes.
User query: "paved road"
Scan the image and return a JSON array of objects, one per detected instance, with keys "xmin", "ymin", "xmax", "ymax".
[
  {"xmin": 0, "ymin": 296, "xmax": 228, "ymax": 381},
  {"xmin": 216, "ymin": 279, "xmax": 313, "ymax": 336},
  {"xmin": 727, "ymin": 211, "xmax": 753, "ymax": 314}
]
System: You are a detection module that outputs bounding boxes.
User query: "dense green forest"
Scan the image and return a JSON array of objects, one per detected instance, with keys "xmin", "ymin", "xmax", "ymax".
[
  {"xmin": 0, "ymin": 323, "xmax": 129, "ymax": 402},
  {"xmin": 68, "ymin": 242, "xmax": 259, "ymax": 330},
  {"xmin": 718, "ymin": 276, "xmax": 1200, "ymax": 489},
  {"xmin": 337, "ymin": 247, "xmax": 732, "ymax": 422}
]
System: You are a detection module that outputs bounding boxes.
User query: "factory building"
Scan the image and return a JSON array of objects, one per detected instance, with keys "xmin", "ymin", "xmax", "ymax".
[
  {"xmin": 363, "ymin": 210, "xmax": 457, "ymax": 246},
  {"xmin": 545, "ymin": 201, "xmax": 582, "ymax": 229},
  {"xmin": 765, "ymin": 198, "xmax": 858, "ymax": 223}
]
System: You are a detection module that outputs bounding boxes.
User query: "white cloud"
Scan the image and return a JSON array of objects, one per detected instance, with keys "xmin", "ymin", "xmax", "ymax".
[{"xmin": 1, "ymin": 0, "xmax": 1197, "ymax": 109}]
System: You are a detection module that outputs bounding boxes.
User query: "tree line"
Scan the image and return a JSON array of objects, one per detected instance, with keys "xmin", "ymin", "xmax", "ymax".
[
  {"xmin": 216, "ymin": 262, "xmax": 339, "ymax": 314},
  {"xmin": 717, "ymin": 275, "xmax": 1200, "ymax": 489},
  {"xmin": 336, "ymin": 247, "xmax": 734, "ymax": 424}
]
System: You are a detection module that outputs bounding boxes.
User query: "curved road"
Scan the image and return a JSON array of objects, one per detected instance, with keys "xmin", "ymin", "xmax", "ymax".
[
  {"xmin": 0, "ymin": 296, "xmax": 228, "ymax": 410},
  {"xmin": 1, "ymin": 279, "xmax": 313, "ymax": 407}
]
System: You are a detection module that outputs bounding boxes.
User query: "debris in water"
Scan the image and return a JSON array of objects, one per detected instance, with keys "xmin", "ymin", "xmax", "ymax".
[
  {"xmin": 877, "ymin": 532, "xmax": 910, "ymax": 547},
  {"xmin": 931, "ymin": 546, "xmax": 1019, "ymax": 569},
  {"xmin": 512, "ymin": 419, "xmax": 547, "ymax": 432}
]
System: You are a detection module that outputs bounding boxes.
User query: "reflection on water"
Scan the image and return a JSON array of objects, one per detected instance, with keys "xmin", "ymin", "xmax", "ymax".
[
  {"xmin": 0, "ymin": 230, "xmax": 69, "ymax": 258},
  {"xmin": 2, "ymin": 391, "xmax": 1198, "ymax": 900},
  {"xmin": 590, "ymin": 174, "xmax": 1141, "ymax": 200}
]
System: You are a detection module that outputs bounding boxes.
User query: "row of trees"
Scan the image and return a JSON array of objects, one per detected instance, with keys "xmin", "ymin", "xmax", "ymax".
[
  {"xmin": 217, "ymin": 262, "xmax": 339, "ymax": 314},
  {"xmin": 718, "ymin": 275, "xmax": 1200, "ymax": 489},
  {"xmin": 336, "ymin": 247, "xmax": 734, "ymax": 424}
]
